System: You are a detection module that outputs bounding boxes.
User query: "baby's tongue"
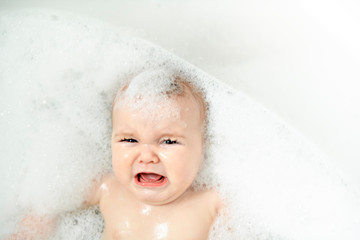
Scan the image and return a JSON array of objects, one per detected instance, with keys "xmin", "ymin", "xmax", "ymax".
[{"xmin": 139, "ymin": 173, "xmax": 163, "ymax": 182}]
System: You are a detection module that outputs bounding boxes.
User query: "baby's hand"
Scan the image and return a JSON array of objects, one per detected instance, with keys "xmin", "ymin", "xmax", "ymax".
[{"xmin": 8, "ymin": 214, "xmax": 57, "ymax": 240}]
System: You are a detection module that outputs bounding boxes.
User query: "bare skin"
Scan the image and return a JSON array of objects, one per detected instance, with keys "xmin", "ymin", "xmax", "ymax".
[
  {"xmin": 8, "ymin": 214, "xmax": 56, "ymax": 240},
  {"xmin": 97, "ymin": 175, "xmax": 219, "ymax": 240}
]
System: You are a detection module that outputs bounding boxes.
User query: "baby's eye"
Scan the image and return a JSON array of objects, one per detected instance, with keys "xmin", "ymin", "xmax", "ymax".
[
  {"xmin": 120, "ymin": 138, "xmax": 137, "ymax": 143},
  {"xmin": 162, "ymin": 139, "xmax": 178, "ymax": 145}
]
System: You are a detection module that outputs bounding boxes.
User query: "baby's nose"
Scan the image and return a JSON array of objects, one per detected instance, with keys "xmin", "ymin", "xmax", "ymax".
[{"xmin": 138, "ymin": 144, "xmax": 160, "ymax": 164}]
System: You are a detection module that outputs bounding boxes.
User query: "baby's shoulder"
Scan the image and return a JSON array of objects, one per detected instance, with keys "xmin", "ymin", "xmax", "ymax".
[
  {"xmin": 98, "ymin": 173, "xmax": 121, "ymax": 196},
  {"xmin": 101, "ymin": 173, "xmax": 118, "ymax": 185},
  {"xmin": 189, "ymin": 188, "xmax": 223, "ymax": 213},
  {"xmin": 85, "ymin": 173, "xmax": 119, "ymax": 206},
  {"xmin": 199, "ymin": 188, "xmax": 221, "ymax": 201},
  {"xmin": 175, "ymin": 189, "xmax": 222, "ymax": 230}
]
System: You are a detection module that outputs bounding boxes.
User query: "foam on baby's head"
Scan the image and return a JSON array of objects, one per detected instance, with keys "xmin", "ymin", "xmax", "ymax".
[{"xmin": 112, "ymin": 69, "xmax": 207, "ymax": 133}]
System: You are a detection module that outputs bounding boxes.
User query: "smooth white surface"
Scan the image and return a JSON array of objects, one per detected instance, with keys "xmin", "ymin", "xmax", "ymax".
[{"xmin": 1, "ymin": 0, "xmax": 359, "ymax": 185}]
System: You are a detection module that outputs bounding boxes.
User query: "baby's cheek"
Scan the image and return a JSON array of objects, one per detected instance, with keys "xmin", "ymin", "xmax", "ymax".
[
  {"xmin": 112, "ymin": 145, "xmax": 130, "ymax": 162},
  {"xmin": 187, "ymin": 147, "xmax": 203, "ymax": 170},
  {"xmin": 180, "ymin": 155, "xmax": 201, "ymax": 180},
  {"xmin": 112, "ymin": 153, "xmax": 126, "ymax": 175},
  {"xmin": 112, "ymin": 157, "xmax": 122, "ymax": 178}
]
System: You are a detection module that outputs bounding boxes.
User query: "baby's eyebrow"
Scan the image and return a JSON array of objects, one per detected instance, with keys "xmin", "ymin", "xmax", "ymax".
[
  {"xmin": 112, "ymin": 130, "xmax": 134, "ymax": 138},
  {"xmin": 158, "ymin": 132, "xmax": 186, "ymax": 139}
]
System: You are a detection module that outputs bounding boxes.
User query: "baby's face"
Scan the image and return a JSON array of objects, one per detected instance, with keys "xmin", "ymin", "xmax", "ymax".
[{"xmin": 111, "ymin": 95, "xmax": 203, "ymax": 205}]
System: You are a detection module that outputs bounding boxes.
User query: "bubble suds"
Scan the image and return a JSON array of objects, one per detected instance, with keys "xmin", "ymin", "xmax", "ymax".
[
  {"xmin": 1, "ymin": 9, "xmax": 360, "ymax": 240},
  {"xmin": 113, "ymin": 69, "xmax": 183, "ymax": 123},
  {"xmin": 51, "ymin": 206, "xmax": 104, "ymax": 240}
]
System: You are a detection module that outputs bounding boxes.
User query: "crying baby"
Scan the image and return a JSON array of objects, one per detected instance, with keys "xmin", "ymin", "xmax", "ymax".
[{"xmin": 10, "ymin": 70, "xmax": 221, "ymax": 240}]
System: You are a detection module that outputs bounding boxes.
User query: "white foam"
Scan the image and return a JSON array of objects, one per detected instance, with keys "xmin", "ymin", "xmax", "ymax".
[
  {"xmin": 1, "ymin": 9, "xmax": 360, "ymax": 240},
  {"xmin": 113, "ymin": 69, "xmax": 183, "ymax": 123}
]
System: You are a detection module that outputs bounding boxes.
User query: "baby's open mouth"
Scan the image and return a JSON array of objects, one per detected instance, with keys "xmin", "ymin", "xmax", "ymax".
[{"xmin": 135, "ymin": 172, "xmax": 167, "ymax": 187}]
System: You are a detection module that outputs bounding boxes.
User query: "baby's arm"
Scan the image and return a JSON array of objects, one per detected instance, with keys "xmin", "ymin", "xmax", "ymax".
[
  {"xmin": 8, "ymin": 174, "xmax": 112, "ymax": 239},
  {"xmin": 8, "ymin": 214, "xmax": 56, "ymax": 240}
]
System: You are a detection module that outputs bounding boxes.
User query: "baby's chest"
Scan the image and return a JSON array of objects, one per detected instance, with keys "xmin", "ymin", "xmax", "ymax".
[
  {"xmin": 103, "ymin": 218, "xmax": 210, "ymax": 240},
  {"xmin": 100, "ymin": 198, "xmax": 213, "ymax": 240}
]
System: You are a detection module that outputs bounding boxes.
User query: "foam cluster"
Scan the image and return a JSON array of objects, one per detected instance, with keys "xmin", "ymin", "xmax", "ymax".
[
  {"xmin": 1, "ymin": 9, "xmax": 360, "ymax": 240},
  {"xmin": 113, "ymin": 69, "xmax": 183, "ymax": 122}
]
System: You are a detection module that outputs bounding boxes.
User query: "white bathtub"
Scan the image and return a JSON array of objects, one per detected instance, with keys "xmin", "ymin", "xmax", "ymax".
[
  {"xmin": 1, "ymin": 2, "xmax": 360, "ymax": 239},
  {"xmin": 2, "ymin": 0, "xmax": 358, "ymax": 185}
]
